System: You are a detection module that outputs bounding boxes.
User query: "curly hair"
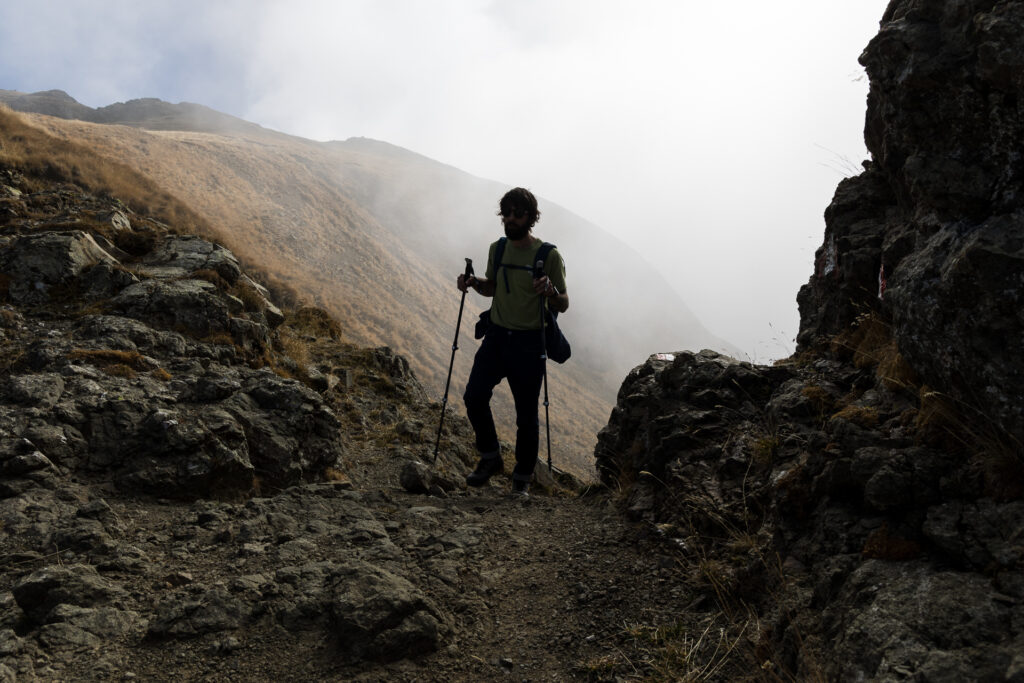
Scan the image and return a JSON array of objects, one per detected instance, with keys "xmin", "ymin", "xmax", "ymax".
[{"xmin": 497, "ymin": 187, "xmax": 541, "ymax": 228}]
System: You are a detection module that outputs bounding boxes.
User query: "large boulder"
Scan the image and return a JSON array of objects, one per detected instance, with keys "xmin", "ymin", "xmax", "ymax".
[
  {"xmin": 0, "ymin": 232, "xmax": 119, "ymax": 304},
  {"xmin": 140, "ymin": 235, "xmax": 242, "ymax": 284},
  {"xmin": 111, "ymin": 279, "xmax": 231, "ymax": 337}
]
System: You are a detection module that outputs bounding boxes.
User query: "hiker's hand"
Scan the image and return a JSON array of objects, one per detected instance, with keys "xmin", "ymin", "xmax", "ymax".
[
  {"xmin": 458, "ymin": 274, "xmax": 477, "ymax": 292},
  {"xmin": 533, "ymin": 275, "xmax": 557, "ymax": 297}
]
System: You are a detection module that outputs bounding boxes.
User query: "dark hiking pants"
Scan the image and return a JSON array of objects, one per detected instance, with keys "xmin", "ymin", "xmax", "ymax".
[{"xmin": 463, "ymin": 324, "xmax": 545, "ymax": 483}]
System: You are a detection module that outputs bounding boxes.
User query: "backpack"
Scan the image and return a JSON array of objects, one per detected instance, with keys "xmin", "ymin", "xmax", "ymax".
[{"xmin": 474, "ymin": 237, "xmax": 572, "ymax": 364}]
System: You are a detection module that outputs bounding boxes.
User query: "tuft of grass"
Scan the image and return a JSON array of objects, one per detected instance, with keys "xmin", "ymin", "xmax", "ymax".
[
  {"xmin": 102, "ymin": 363, "xmax": 137, "ymax": 379},
  {"xmin": 752, "ymin": 435, "xmax": 780, "ymax": 465},
  {"xmin": 151, "ymin": 367, "xmax": 172, "ymax": 382},
  {"xmin": 68, "ymin": 348, "xmax": 148, "ymax": 369},
  {"xmin": 323, "ymin": 467, "xmax": 353, "ymax": 488},
  {"xmin": 800, "ymin": 384, "xmax": 834, "ymax": 418},
  {"xmin": 274, "ymin": 326, "xmax": 312, "ymax": 368},
  {"xmin": 287, "ymin": 306, "xmax": 342, "ymax": 340},
  {"xmin": 623, "ymin": 618, "xmax": 755, "ymax": 682},
  {"xmin": 231, "ymin": 278, "xmax": 266, "ymax": 312},
  {"xmin": 190, "ymin": 268, "xmax": 230, "ymax": 291},
  {"xmin": 201, "ymin": 331, "xmax": 236, "ymax": 347},
  {"xmin": 916, "ymin": 386, "xmax": 1024, "ymax": 498},
  {"xmin": 831, "ymin": 404, "xmax": 879, "ymax": 429}
]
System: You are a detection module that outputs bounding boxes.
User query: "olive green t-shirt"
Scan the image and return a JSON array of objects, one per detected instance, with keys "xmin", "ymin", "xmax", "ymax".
[{"xmin": 485, "ymin": 237, "xmax": 567, "ymax": 331}]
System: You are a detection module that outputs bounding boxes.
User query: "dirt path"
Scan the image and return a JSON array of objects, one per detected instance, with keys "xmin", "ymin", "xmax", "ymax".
[{"xmin": 338, "ymin": 483, "xmax": 703, "ymax": 682}]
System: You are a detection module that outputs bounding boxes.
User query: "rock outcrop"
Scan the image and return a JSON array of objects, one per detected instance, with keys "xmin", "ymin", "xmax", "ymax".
[
  {"xmin": 596, "ymin": 347, "xmax": 1023, "ymax": 679},
  {"xmin": 599, "ymin": 1, "xmax": 1024, "ymax": 679},
  {"xmin": 0, "ymin": 169, "xmax": 481, "ymax": 678},
  {"xmin": 798, "ymin": 0, "xmax": 1024, "ymax": 447}
]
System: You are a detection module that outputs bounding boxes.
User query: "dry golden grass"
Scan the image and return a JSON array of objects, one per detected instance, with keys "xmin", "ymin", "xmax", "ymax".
[
  {"xmin": 201, "ymin": 331, "xmax": 236, "ymax": 347},
  {"xmin": 323, "ymin": 467, "xmax": 352, "ymax": 486},
  {"xmin": 831, "ymin": 404, "xmax": 879, "ymax": 429},
  {"xmin": 190, "ymin": 268, "xmax": 230, "ymax": 291},
  {"xmin": 0, "ymin": 105, "xmax": 215, "ymax": 238},
  {"xmin": 68, "ymin": 348, "xmax": 148, "ymax": 369},
  {"xmin": 3, "ymin": 105, "xmax": 611, "ymax": 479},
  {"xmin": 102, "ymin": 363, "xmax": 138, "ymax": 379},
  {"xmin": 151, "ymin": 367, "xmax": 172, "ymax": 382},
  {"xmin": 231, "ymin": 278, "xmax": 266, "ymax": 312},
  {"xmin": 288, "ymin": 306, "xmax": 342, "ymax": 340},
  {"xmin": 275, "ymin": 326, "xmax": 312, "ymax": 368}
]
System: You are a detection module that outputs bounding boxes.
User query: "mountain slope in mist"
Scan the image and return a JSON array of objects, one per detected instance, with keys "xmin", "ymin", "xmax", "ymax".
[{"xmin": 1, "ymin": 90, "xmax": 733, "ymax": 477}]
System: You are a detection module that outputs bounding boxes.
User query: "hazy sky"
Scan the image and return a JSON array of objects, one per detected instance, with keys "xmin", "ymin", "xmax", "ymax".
[{"xmin": 0, "ymin": 1, "xmax": 887, "ymax": 360}]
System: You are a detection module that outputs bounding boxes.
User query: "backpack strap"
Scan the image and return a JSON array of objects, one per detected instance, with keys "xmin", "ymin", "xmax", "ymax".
[{"xmin": 494, "ymin": 239, "xmax": 558, "ymax": 294}]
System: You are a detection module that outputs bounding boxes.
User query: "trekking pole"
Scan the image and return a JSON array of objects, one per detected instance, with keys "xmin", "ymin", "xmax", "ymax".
[
  {"xmin": 535, "ymin": 260, "xmax": 553, "ymax": 473},
  {"xmin": 433, "ymin": 258, "xmax": 474, "ymax": 464}
]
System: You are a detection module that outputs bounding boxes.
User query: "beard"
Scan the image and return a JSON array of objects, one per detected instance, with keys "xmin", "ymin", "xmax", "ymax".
[{"xmin": 504, "ymin": 223, "xmax": 530, "ymax": 241}]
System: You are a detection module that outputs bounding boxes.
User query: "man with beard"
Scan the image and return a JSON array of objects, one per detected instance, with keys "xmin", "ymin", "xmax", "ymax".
[{"xmin": 456, "ymin": 187, "xmax": 569, "ymax": 497}]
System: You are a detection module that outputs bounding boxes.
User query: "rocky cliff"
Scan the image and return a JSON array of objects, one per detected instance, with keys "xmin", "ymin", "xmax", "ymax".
[{"xmin": 597, "ymin": 1, "xmax": 1024, "ymax": 680}]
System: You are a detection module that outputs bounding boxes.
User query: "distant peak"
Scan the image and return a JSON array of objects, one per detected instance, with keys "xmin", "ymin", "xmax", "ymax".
[{"xmin": 31, "ymin": 89, "xmax": 80, "ymax": 102}]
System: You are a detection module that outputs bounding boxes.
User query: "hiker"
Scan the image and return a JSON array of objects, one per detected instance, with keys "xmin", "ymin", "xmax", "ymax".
[{"xmin": 456, "ymin": 187, "xmax": 569, "ymax": 496}]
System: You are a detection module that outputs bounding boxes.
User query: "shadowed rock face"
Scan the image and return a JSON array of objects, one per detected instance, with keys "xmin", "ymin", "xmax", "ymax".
[
  {"xmin": 597, "ymin": 348, "xmax": 1024, "ymax": 680},
  {"xmin": 798, "ymin": 0, "xmax": 1024, "ymax": 445},
  {"xmin": 598, "ymin": 2, "xmax": 1024, "ymax": 679},
  {"xmin": 0, "ymin": 183, "xmax": 340, "ymax": 500}
]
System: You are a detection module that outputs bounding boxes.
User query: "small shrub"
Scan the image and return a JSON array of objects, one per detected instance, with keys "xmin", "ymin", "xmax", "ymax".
[
  {"xmin": 151, "ymin": 367, "xmax": 172, "ymax": 382},
  {"xmin": 831, "ymin": 312, "xmax": 890, "ymax": 368}
]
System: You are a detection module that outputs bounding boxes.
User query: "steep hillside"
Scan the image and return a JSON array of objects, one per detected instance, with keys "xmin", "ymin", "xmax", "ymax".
[{"xmin": 0, "ymin": 92, "xmax": 732, "ymax": 479}]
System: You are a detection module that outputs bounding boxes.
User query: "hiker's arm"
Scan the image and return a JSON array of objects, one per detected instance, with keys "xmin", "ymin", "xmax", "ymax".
[
  {"xmin": 548, "ymin": 291, "xmax": 568, "ymax": 313},
  {"xmin": 534, "ymin": 275, "xmax": 568, "ymax": 313},
  {"xmin": 458, "ymin": 274, "xmax": 495, "ymax": 297}
]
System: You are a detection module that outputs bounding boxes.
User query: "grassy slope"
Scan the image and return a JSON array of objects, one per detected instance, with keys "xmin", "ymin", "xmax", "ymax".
[{"xmin": 10, "ymin": 106, "xmax": 730, "ymax": 479}]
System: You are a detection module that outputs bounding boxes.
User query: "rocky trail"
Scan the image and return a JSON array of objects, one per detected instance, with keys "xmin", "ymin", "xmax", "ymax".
[
  {"xmin": 1, "ymin": 468, "xmax": 712, "ymax": 682},
  {"xmin": 0, "ymin": 171, "xmax": 723, "ymax": 682},
  {"xmin": 100, "ymin": 479, "xmax": 706, "ymax": 683}
]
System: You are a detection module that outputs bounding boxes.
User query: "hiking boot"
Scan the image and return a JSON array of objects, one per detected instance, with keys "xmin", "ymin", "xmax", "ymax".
[
  {"xmin": 511, "ymin": 479, "xmax": 530, "ymax": 498},
  {"xmin": 466, "ymin": 454, "xmax": 503, "ymax": 487}
]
